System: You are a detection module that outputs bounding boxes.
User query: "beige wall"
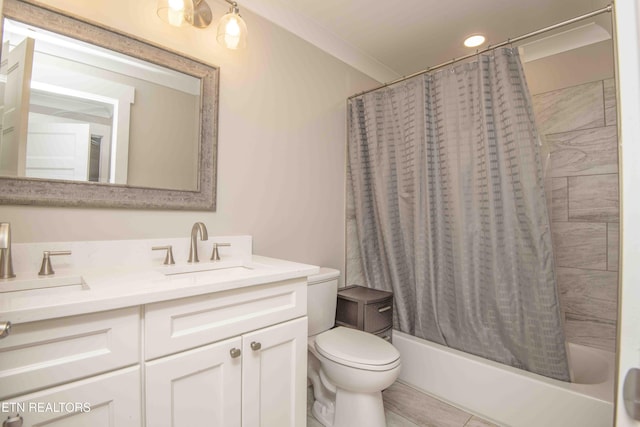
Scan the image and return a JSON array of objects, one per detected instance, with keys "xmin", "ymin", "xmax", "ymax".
[
  {"xmin": 126, "ymin": 78, "xmax": 199, "ymax": 191},
  {"xmin": 523, "ymin": 40, "xmax": 614, "ymax": 94},
  {"xmin": 0, "ymin": 0, "xmax": 379, "ymax": 276}
]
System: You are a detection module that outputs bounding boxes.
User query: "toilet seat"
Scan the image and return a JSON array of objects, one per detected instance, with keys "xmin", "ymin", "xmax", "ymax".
[{"xmin": 315, "ymin": 327, "xmax": 400, "ymax": 371}]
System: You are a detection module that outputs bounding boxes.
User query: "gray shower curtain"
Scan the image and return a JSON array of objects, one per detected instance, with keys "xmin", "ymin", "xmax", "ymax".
[{"xmin": 347, "ymin": 48, "xmax": 570, "ymax": 381}]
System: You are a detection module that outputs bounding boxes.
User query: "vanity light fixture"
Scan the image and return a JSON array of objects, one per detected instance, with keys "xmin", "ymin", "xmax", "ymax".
[
  {"xmin": 464, "ymin": 34, "xmax": 486, "ymax": 48},
  {"xmin": 156, "ymin": 0, "xmax": 247, "ymax": 49}
]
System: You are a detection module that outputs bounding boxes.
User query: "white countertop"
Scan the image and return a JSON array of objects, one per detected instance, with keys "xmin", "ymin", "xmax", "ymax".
[{"xmin": 0, "ymin": 238, "xmax": 319, "ymax": 324}]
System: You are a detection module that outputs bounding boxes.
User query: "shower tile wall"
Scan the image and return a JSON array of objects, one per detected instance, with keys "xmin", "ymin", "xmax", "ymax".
[{"xmin": 532, "ymin": 78, "xmax": 619, "ymax": 353}]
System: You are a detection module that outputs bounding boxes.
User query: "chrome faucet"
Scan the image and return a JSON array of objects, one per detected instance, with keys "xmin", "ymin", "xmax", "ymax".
[
  {"xmin": 0, "ymin": 223, "xmax": 15, "ymax": 279},
  {"xmin": 188, "ymin": 222, "xmax": 208, "ymax": 263}
]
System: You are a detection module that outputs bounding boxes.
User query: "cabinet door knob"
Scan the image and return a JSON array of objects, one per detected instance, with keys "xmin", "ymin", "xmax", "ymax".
[
  {"xmin": 250, "ymin": 341, "xmax": 261, "ymax": 351},
  {"xmin": 3, "ymin": 414, "xmax": 24, "ymax": 427},
  {"xmin": 0, "ymin": 321, "xmax": 11, "ymax": 339},
  {"xmin": 377, "ymin": 306, "xmax": 392, "ymax": 313},
  {"xmin": 230, "ymin": 348, "xmax": 241, "ymax": 358}
]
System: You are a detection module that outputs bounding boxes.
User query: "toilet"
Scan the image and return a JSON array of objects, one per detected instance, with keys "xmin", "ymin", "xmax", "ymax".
[{"xmin": 307, "ymin": 268, "xmax": 401, "ymax": 427}]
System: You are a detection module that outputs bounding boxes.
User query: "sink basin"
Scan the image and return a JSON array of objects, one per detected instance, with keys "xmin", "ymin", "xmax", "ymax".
[
  {"xmin": 166, "ymin": 266, "xmax": 252, "ymax": 277},
  {"xmin": 0, "ymin": 274, "xmax": 87, "ymax": 293},
  {"xmin": 157, "ymin": 261, "xmax": 253, "ymax": 277}
]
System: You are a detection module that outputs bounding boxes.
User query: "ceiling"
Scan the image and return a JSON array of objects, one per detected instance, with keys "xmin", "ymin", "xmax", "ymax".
[{"xmin": 238, "ymin": 0, "xmax": 613, "ymax": 83}]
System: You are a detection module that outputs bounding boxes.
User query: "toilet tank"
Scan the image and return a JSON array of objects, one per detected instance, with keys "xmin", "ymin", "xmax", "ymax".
[{"xmin": 307, "ymin": 267, "xmax": 340, "ymax": 336}]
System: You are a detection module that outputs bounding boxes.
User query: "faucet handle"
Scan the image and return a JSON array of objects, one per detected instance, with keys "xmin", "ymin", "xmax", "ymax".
[
  {"xmin": 38, "ymin": 250, "xmax": 72, "ymax": 276},
  {"xmin": 152, "ymin": 245, "xmax": 176, "ymax": 265},
  {"xmin": 210, "ymin": 243, "xmax": 231, "ymax": 261}
]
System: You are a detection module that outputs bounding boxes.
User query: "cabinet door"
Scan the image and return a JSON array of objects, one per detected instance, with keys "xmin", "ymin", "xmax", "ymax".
[
  {"xmin": 242, "ymin": 317, "xmax": 307, "ymax": 427},
  {"xmin": 1, "ymin": 366, "xmax": 141, "ymax": 427},
  {"xmin": 145, "ymin": 336, "xmax": 242, "ymax": 427}
]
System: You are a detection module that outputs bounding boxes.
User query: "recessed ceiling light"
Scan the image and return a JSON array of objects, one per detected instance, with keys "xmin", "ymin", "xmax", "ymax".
[{"xmin": 464, "ymin": 35, "xmax": 486, "ymax": 48}]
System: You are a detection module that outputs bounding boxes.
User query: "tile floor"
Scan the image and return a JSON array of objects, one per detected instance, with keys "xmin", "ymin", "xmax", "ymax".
[{"xmin": 307, "ymin": 381, "xmax": 499, "ymax": 427}]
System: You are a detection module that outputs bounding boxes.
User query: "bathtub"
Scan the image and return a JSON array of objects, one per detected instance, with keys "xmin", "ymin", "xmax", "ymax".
[{"xmin": 392, "ymin": 330, "xmax": 614, "ymax": 427}]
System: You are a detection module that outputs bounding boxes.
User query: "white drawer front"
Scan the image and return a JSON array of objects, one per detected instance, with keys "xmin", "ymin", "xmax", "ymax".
[
  {"xmin": 145, "ymin": 278, "xmax": 306, "ymax": 360},
  {"xmin": 0, "ymin": 307, "xmax": 140, "ymax": 400},
  {"xmin": 0, "ymin": 366, "xmax": 141, "ymax": 426}
]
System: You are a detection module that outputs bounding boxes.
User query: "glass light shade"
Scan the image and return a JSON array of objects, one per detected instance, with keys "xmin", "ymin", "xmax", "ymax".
[
  {"xmin": 217, "ymin": 11, "xmax": 247, "ymax": 50},
  {"xmin": 157, "ymin": 0, "xmax": 194, "ymax": 27}
]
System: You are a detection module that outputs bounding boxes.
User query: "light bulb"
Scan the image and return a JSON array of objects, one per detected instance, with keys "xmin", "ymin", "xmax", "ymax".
[
  {"xmin": 223, "ymin": 17, "xmax": 240, "ymax": 49},
  {"xmin": 217, "ymin": 11, "xmax": 247, "ymax": 49},
  {"xmin": 226, "ymin": 17, "xmax": 241, "ymax": 37},
  {"xmin": 225, "ymin": 16, "xmax": 240, "ymax": 37},
  {"xmin": 168, "ymin": 0, "xmax": 184, "ymax": 10},
  {"xmin": 167, "ymin": 0, "xmax": 185, "ymax": 26}
]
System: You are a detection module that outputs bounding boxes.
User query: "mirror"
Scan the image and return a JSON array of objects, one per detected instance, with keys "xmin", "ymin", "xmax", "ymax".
[{"xmin": 0, "ymin": 0, "xmax": 219, "ymax": 210}]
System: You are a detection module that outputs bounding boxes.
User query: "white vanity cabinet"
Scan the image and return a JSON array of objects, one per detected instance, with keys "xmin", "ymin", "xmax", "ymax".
[
  {"xmin": 144, "ymin": 278, "xmax": 308, "ymax": 427},
  {"xmin": 145, "ymin": 317, "xmax": 307, "ymax": 427},
  {"xmin": 0, "ymin": 270, "xmax": 311, "ymax": 427}
]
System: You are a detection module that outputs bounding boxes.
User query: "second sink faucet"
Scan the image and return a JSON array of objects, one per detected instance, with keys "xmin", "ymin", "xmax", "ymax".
[
  {"xmin": 188, "ymin": 222, "xmax": 208, "ymax": 263},
  {"xmin": 0, "ymin": 222, "xmax": 15, "ymax": 279}
]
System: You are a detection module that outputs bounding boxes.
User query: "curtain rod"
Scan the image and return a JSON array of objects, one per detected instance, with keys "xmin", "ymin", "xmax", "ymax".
[{"xmin": 348, "ymin": 4, "xmax": 613, "ymax": 100}]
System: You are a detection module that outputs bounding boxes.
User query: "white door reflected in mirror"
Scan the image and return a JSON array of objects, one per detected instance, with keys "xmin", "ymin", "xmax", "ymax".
[{"xmin": 25, "ymin": 122, "xmax": 91, "ymax": 182}]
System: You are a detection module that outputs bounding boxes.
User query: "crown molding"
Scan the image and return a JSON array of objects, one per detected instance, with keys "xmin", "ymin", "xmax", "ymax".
[{"xmin": 519, "ymin": 22, "xmax": 611, "ymax": 62}]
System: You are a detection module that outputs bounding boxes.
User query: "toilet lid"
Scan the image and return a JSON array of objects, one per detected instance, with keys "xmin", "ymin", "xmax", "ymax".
[{"xmin": 314, "ymin": 327, "xmax": 400, "ymax": 370}]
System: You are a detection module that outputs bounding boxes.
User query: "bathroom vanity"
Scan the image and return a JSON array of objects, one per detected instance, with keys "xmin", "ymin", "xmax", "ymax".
[{"xmin": 0, "ymin": 236, "xmax": 317, "ymax": 426}]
